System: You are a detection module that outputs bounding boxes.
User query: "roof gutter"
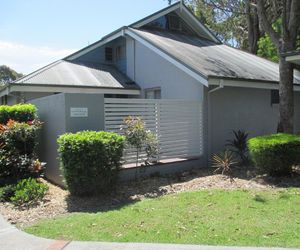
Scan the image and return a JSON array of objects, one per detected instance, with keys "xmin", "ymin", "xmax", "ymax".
[{"xmin": 209, "ymin": 77, "xmax": 300, "ymax": 91}]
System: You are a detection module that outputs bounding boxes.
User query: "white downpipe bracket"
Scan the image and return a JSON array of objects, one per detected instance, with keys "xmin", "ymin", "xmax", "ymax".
[{"xmin": 208, "ymin": 79, "xmax": 224, "ymax": 94}]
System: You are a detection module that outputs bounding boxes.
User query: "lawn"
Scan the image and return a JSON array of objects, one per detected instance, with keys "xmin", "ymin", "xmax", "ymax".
[{"xmin": 25, "ymin": 189, "xmax": 300, "ymax": 247}]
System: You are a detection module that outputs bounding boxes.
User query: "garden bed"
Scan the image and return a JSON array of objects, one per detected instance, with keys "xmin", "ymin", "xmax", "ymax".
[{"xmin": 2, "ymin": 166, "xmax": 299, "ymax": 228}]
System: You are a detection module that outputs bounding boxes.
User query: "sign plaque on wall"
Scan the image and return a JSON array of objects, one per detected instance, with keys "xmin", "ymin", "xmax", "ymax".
[{"xmin": 70, "ymin": 107, "xmax": 88, "ymax": 117}]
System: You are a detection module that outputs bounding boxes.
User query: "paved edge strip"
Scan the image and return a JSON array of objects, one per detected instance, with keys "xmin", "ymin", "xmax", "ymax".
[{"xmin": 46, "ymin": 240, "xmax": 71, "ymax": 250}]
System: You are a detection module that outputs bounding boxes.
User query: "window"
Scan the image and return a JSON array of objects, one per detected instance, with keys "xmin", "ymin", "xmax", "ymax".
[
  {"xmin": 168, "ymin": 14, "xmax": 181, "ymax": 31},
  {"xmin": 145, "ymin": 88, "xmax": 161, "ymax": 99},
  {"xmin": 105, "ymin": 47, "xmax": 113, "ymax": 62},
  {"xmin": 271, "ymin": 90, "xmax": 279, "ymax": 105},
  {"xmin": 143, "ymin": 12, "xmax": 197, "ymax": 36},
  {"xmin": 116, "ymin": 45, "xmax": 125, "ymax": 61}
]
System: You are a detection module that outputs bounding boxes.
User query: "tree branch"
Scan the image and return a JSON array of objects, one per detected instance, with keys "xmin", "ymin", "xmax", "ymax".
[
  {"xmin": 256, "ymin": 0, "xmax": 280, "ymax": 48},
  {"xmin": 288, "ymin": 0, "xmax": 300, "ymax": 40}
]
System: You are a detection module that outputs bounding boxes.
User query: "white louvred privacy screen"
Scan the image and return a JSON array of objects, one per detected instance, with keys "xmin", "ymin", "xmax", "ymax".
[{"xmin": 104, "ymin": 98, "xmax": 203, "ymax": 164}]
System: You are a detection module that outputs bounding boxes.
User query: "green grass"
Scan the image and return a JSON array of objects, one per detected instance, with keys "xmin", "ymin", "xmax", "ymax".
[{"xmin": 25, "ymin": 189, "xmax": 300, "ymax": 247}]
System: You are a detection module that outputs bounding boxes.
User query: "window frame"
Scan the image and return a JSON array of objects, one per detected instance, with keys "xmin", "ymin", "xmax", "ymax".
[
  {"xmin": 105, "ymin": 47, "xmax": 113, "ymax": 62},
  {"xmin": 271, "ymin": 89, "xmax": 279, "ymax": 105},
  {"xmin": 116, "ymin": 45, "xmax": 125, "ymax": 61},
  {"xmin": 145, "ymin": 87, "xmax": 161, "ymax": 99}
]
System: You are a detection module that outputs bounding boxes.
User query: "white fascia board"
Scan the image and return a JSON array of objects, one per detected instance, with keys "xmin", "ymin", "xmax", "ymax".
[
  {"xmin": 132, "ymin": 4, "xmax": 180, "ymax": 28},
  {"xmin": 125, "ymin": 29, "xmax": 208, "ymax": 86},
  {"xmin": 209, "ymin": 78, "xmax": 300, "ymax": 91},
  {"xmin": 286, "ymin": 54, "xmax": 300, "ymax": 65},
  {"xmin": 67, "ymin": 30, "xmax": 124, "ymax": 60},
  {"xmin": 9, "ymin": 85, "xmax": 140, "ymax": 95}
]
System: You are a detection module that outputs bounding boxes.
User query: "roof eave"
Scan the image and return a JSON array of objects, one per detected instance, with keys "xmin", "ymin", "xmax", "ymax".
[
  {"xmin": 208, "ymin": 76, "xmax": 300, "ymax": 91},
  {"xmin": 0, "ymin": 83, "xmax": 141, "ymax": 98}
]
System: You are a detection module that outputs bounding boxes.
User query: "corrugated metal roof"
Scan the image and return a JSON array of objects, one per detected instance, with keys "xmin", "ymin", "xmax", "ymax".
[
  {"xmin": 132, "ymin": 28, "xmax": 300, "ymax": 84},
  {"xmin": 15, "ymin": 60, "xmax": 139, "ymax": 89}
]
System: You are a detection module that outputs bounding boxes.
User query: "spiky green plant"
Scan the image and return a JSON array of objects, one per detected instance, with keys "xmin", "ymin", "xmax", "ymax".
[{"xmin": 211, "ymin": 150, "xmax": 238, "ymax": 175}]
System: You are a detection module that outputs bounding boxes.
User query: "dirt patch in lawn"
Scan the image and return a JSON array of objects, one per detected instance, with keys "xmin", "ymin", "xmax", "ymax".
[{"xmin": 1, "ymin": 167, "xmax": 299, "ymax": 228}]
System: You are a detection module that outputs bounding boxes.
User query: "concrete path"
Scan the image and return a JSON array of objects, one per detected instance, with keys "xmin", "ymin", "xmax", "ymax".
[{"xmin": 0, "ymin": 214, "xmax": 299, "ymax": 250}]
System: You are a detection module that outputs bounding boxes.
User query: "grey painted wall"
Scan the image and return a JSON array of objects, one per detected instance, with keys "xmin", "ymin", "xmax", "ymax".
[
  {"xmin": 64, "ymin": 93, "xmax": 105, "ymax": 133},
  {"xmin": 30, "ymin": 93, "xmax": 105, "ymax": 186},
  {"xmin": 133, "ymin": 40, "xmax": 204, "ymax": 100},
  {"xmin": 30, "ymin": 94, "xmax": 66, "ymax": 186},
  {"xmin": 74, "ymin": 37, "xmax": 127, "ymax": 74},
  {"xmin": 294, "ymin": 92, "xmax": 300, "ymax": 134},
  {"xmin": 207, "ymin": 86, "xmax": 300, "ymax": 155}
]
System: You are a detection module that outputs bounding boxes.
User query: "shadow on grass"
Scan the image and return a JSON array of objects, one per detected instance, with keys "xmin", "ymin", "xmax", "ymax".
[
  {"xmin": 64, "ymin": 165, "xmax": 300, "ymax": 214},
  {"xmin": 65, "ymin": 168, "xmax": 213, "ymax": 214}
]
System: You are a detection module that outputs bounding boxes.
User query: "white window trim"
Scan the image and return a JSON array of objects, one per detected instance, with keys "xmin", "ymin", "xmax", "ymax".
[{"xmin": 144, "ymin": 87, "xmax": 161, "ymax": 99}]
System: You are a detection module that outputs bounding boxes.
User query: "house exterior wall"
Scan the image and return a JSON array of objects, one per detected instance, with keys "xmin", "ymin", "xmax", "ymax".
[
  {"xmin": 64, "ymin": 93, "xmax": 105, "ymax": 133},
  {"xmin": 30, "ymin": 93, "xmax": 105, "ymax": 186},
  {"xmin": 294, "ymin": 92, "xmax": 300, "ymax": 134},
  {"xmin": 132, "ymin": 40, "xmax": 204, "ymax": 100},
  {"xmin": 207, "ymin": 86, "xmax": 300, "ymax": 155},
  {"xmin": 74, "ymin": 37, "xmax": 127, "ymax": 74},
  {"xmin": 30, "ymin": 94, "xmax": 66, "ymax": 186}
]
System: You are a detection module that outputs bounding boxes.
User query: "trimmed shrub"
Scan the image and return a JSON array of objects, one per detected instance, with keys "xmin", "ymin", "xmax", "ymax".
[
  {"xmin": 10, "ymin": 178, "xmax": 48, "ymax": 206},
  {"xmin": 57, "ymin": 131, "xmax": 125, "ymax": 196},
  {"xmin": 0, "ymin": 104, "xmax": 37, "ymax": 124},
  {"xmin": 248, "ymin": 133, "xmax": 300, "ymax": 176},
  {"xmin": 0, "ymin": 120, "xmax": 41, "ymax": 155},
  {"xmin": 0, "ymin": 120, "xmax": 42, "ymax": 181}
]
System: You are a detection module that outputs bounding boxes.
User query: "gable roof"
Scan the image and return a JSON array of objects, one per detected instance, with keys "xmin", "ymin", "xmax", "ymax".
[
  {"xmin": 66, "ymin": 1, "xmax": 220, "ymax": 61},
  {"xmin": 129, "ymin": 28, "xmax": 300, "ymax": 84},
  {"xmin": 14, "ymin": 60, "xmax": 139, "ymax": 89}
]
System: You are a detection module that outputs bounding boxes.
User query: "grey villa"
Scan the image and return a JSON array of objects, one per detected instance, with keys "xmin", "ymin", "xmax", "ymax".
[{"xmin": 1, "ymin": 2, "xmax": 300, "ymax": 185}]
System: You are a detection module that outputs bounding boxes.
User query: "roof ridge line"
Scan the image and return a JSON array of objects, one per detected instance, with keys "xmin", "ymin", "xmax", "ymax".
[{"xmin": 15, "ymin": 60, "xmax": 63, "ymax": 83}]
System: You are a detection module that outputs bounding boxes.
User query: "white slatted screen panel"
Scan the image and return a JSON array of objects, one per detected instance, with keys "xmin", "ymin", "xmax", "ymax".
[{"xmin": 104, "ymin": 98, "xmax": 203, "ymax": 164}]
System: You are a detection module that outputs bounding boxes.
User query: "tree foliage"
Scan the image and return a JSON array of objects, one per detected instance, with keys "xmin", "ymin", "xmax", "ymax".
[
  {"xmin": 167, "ymin": 0, "xmax": 300, "ymax": 61},
  {"xmin": 168, "ymin": 0, "xmax": 252, "ymax": 50},
  {"xmin": 0, "ymin": 65, "xmax": 23, "ymax": 84},
  {"xmin": 257, "ymin": 19, "xmax": 300, "ymax": 62}
]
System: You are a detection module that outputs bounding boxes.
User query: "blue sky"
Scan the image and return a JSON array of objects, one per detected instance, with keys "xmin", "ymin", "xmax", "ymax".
[{"xmin": 0, "ymin": 0, "xmax": 171, "ymax": 74}]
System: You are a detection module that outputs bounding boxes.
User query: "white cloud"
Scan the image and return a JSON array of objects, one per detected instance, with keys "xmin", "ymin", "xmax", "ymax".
[{"xmin": 0, "ymin": 41, "xmax": 76, "ymax": 74}]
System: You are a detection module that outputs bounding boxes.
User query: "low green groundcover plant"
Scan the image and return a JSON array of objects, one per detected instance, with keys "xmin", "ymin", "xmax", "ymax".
[
  {"xmin": 57, "ymin": 131, "xmax": 125, "ymax": 196},
  {"xmin": 0, "ymin": 104, "xmax": 37, "ymax": 124},
  {"xmin": 25, "ymin": 189, "xmax": 300, "ymax": 248},
  {"xmin": 0, "ymin": 178, "xmax": 48, "ymax": 205},
  {"xmin": 248, "ymin": 133, "xmax": 300, "ymax": 176},
  {"xmin": 11, "ymin": 178, "xmax": 48, "ymax": 206}
]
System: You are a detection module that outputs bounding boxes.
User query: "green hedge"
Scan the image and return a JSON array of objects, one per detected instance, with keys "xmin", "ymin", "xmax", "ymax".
[
  {"xmin": 57, "ymin": 131, "xmax": 125, "ymax": 196},
  {"xmin": 248, "ymin": 133, "xmax": 300, "ymax": 176},
  {"xmin": 0, "ymin": 104, "xmax": 37, "ymax": 124}
]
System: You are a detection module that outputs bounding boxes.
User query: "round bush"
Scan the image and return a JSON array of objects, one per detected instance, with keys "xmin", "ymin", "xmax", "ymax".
[
  {"xmin": 57, "ymin": 131, "xmax": 125, "ymax": 196},
  {"xmin": 248, "ymin": 133, "xmax": 300, "ymax": 176}
]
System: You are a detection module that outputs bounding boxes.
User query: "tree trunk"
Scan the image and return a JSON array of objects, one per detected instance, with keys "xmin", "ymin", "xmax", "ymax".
[
  {"xmin": 246, "ymin": 0, "xmax": 260, "ymax": 54},
  {"xmin": 277, "ymin": 46, "xmax": 294, "ymax": 133}
]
